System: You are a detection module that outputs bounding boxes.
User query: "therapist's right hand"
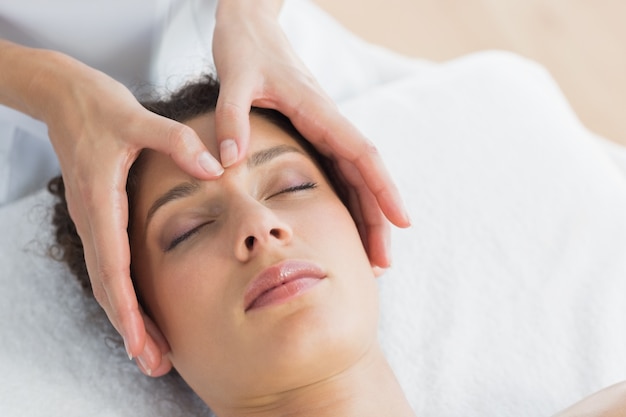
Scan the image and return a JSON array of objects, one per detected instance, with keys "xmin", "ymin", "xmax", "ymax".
[
  {"xmin": 553, "ymin": 381, "xmax": 626, "ymax": 417},
  {"xmin": 0, "ymin": 40, "xmax": 223, "ymax": 376}
]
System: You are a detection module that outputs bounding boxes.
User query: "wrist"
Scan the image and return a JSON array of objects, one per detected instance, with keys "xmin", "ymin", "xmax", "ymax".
[
  {"xmin": 25, "ymin": 48, "xmax": 117, "ymax": 127},
  {"xmin": 24, "ymin": 49, "xmax": 80, "ymax": 122},
  {"xmin": 0, "ymin": 41, "xmax": 83, "ymax": 122},
  {"xmin": 0, "ymin": 40, "xmax": 49, "ymax": 117}
]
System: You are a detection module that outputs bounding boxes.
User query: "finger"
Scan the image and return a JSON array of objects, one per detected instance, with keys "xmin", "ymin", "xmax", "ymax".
[
  {"xmin": 271, "ymin": 84, "xmax": 411, "ymax": 228},
  {"xmin": 135, "ymin": 112, "xmax": 224, "ymax": 178},
  {"xmin": 348, "ymin": 180, "xmax": 391, "ymax": 269},
  {"xmin": 88, "ymin": 236, "xmax": 147, "ymax": 360},
  {"xmin": 76, "ymin": 166, "xmax": 147, "ymax": 359},
  {"xmin": 86, "ymin": 205, "xmax": 172, "ymax": 377},
  {"xmin": 138, "ymin": 311, "xmax": 172, "ymax": 377},
  {"xmin": 65, "ymin": 181, "xmax": 137, "ymax": 352},
  {"xmin": 372, "ymin": 266, "xmax": 387, "ymax": 278},
  {"xmin": 344, "ymin": 170, "xmax": 367, "ymax": 253},
  {"xmin": 214, "ymin": 71, "xmax": 257, "ymax": 167},
  {"xmin": 365, "ymin": 205, "xmax": 391, "ymax": 269},
  {"xmin": 143, "ymin": 310, "xmax": 170, "ymax": 355},
  {"xmin": 136, "ymin": 322, "xmax": 172, "ymax": 377},
  {"xmin": 307, "ymin": 109, "xmax": 408, "ymax": 229},
  {"xmin": 338, "ymin": 158, "xmax": 392, "ymax": 268},
  {"xmin": 150, "ymin": 355, "xmax": 173, "ymax": 378}
]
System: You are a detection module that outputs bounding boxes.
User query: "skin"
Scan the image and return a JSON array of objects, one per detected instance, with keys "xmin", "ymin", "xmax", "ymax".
[
  {"xmin": 127, "ymin": 113, "xmax": 416, "ymax": 416},
  {"xmin": 553, "ymin": 381, "xmax": 626, "ymax": 417},
  {"xmin": 0, "ymin": 0, "xmax": 410, "ymax": 374}
]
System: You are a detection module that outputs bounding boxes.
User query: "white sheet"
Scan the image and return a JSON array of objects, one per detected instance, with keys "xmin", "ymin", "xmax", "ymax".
[{"xmin": 2, "ymin": 0, "xmax": 626, "ymax": 415}]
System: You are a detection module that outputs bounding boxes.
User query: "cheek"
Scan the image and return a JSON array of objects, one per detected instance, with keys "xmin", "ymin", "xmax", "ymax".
[
  {"xmin": 140, "ymin": 249, "xmax": 233, "ymax": 362},
  {"xmin": 301, "ymin": 199, "xmax": 369, "ymax": 264},
  {"xmin": 298, "ymin": 199, "xmax": 377, "ymax": 314},
  {"xmin": 279, "ymin": 201, "xmax": 379, "ymax": 381},
  {"xmin": 313, "ymin": 199, "xmax": 378, "ymax": 304}
]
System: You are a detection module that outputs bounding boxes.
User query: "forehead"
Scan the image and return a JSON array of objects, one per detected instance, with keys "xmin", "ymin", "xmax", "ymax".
[
  {"xmin": 130, "ymin": 113, "xmax": 312, "ymax": 208},
  {"xmin": 184, "ymin": 113, "xmax": 306, "ymax": 160}
]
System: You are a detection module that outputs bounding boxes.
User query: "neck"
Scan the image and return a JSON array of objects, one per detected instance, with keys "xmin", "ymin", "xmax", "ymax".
[{"xmin": 214, "ymin": 344, "xmax": 416, "ymax": 417}]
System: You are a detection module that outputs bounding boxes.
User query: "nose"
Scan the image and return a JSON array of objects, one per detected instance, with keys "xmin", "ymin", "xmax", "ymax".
[{"xmin": 232, "ymin": 198, "xmax": 293, "ymax": 262}]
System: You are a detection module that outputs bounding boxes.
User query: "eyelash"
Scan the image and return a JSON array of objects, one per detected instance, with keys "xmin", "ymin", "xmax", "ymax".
[
  {"xmin": 266, "ymin": 181, "xmax": 317, "ymax": 199},
  {"xmin": 165, "ymin": 221, "xmax": 214, "ymax": 252},
  {"xmin": 165, "ymin": 182, "xmax": 318, "ymax": 252}
]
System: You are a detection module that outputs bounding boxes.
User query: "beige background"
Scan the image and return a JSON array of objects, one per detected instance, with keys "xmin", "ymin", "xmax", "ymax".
[{"xmin": 314, "ymin": 0, "xmax": 626, "ymax": 146}]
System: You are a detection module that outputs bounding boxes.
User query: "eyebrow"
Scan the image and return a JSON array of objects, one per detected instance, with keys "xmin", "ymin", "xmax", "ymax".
[
  {"xmin": 146, "ymin": 181, "xmax": 201, "ymax": 226},
  {"xmin": 247, "ymin": 144, "xmax": 303, "ymax": 169},
  {"xmin": 145, "ymin": 144, "xmax": 305, "ymax": 226}
]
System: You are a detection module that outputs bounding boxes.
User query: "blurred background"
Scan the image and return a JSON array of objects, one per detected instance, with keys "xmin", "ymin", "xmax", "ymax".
[{"xmin": 314, "ymin": 0, "xmax": 626, "ymax": 146}]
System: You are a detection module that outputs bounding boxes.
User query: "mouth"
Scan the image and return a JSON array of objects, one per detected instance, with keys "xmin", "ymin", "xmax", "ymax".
[{"xmin": 244, "ymin": 260, "xmax": 327, "ymax": 312}]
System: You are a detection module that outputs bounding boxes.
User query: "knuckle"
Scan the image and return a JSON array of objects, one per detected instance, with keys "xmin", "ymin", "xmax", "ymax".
[
  {"xmin": 360, "ymin": 140, "xmax": 380, "ymax": 159},
  {"xmin": 92, "ymin": 285, "xmax": 108, "ymax": 306},
  {"xmin": 96, "ymin": 263, "xmax": 123, "ymax": 286},
  {"xmin": 64, "ymin": 186, "xmax": 91, "ymax": 230},
  {"xmin": 215, "ymin": 100, "xmax": 245, "ymax": 124},
  {"xmin": 167, "ymin": 123, "xmax": 195, "ymax": 153},
  {"xmin": 367, "ymin": 141, "xmax": 380, "ymax": 155},
  {"xmin": 78, "ymin": 184, "xmax": 97, "ymax": 210}
]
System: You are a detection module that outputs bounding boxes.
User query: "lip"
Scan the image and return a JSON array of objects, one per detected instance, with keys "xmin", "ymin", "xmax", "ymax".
[{"xmin": 244, "ymin": 260, "xmax": 327, "ymax": 312}]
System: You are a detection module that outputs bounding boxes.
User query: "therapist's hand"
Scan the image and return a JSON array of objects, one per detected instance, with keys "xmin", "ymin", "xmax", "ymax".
[
  {"xmin": 31, "ymin": 50, "xmax": 223, "ymax": 377},
  {"xmin": 212, "ymin": 1, "xmax": 411, "ymax": 269},
  {"xmin": 553, "ymin": 381, "xmax": 626, "ymax": 417}
]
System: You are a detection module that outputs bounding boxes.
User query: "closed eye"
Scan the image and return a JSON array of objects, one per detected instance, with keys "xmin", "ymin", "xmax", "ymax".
[
  {"xmin": 267, "ymin": 182, "xmax": 317, "ymax": 199},
  {"xmin": 164, "ymin": 183, "xmax": 316, "ymax": 252},
  {"xmin": 165, "ymin": 221, "xmax": 214, "ymax": 252}
]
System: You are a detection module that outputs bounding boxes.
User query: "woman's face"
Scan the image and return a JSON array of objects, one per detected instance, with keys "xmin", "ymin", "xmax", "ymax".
[{"xmin": 129, "ymin": 113, "xmax": 378, "ymax": 407}]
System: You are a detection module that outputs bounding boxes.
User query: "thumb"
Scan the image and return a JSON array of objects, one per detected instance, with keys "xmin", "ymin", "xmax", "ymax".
[
  {"xmin": 214, "ymin": 74, "xmax": 256, "ymax": 167},
  {"xmin": 137, "ymin": 112, "xmax": 224, "ymax": 178}
]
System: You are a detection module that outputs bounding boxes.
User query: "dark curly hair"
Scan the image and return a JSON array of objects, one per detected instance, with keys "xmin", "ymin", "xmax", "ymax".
[{"xmin": 48, "ymin": 74, "xmax": 348, "ymax": 298}]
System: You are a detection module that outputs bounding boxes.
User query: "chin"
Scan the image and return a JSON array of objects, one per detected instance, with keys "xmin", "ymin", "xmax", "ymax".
[{"xmin": 242, "ymin": 279, "xmax": 379, "ymax": 395}]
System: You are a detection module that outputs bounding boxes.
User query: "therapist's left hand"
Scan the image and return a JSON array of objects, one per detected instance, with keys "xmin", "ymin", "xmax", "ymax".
[{"xmin": 212, "ymin": 0, "xmax": 411, "ymax": 269}]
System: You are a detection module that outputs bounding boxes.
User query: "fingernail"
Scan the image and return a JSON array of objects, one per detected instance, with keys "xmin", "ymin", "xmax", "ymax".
[
  {"xmin": 220, "ymin": 139, "xmax": 238, "ymax": 168},
  {"xmin": 199, "ymin": 152, "xmax": 224, "ymax": 176},
  {"xmin": 401, "ymin": 201, "xmax": 412, "ymax": 226},
  {"xmin": 372, "ymin": 266, "xmax": 387, "ymax": 277},
  {"xmin": 385, "ymin": 238, "xmax": 393, "ymax": 267},
  {"xmin": 404, "ymin": 210, "xmax": 413, "ymax": 226},
  {"xmin": 123, "ymin": 337, "xmax": 132, "ymax": 360},
  {"xmin": 137, "ymin": 354, "xmax": 152, "ymax": 377}
]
